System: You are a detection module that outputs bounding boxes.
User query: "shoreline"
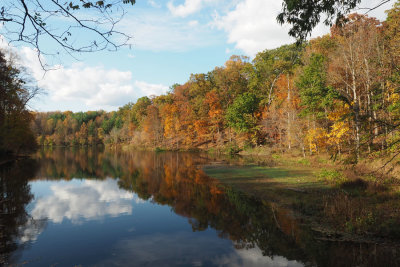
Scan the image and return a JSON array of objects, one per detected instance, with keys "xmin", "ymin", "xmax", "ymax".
[{"xmin": 202, "ymin": 155, "xmax": 400, "ymax": 243}]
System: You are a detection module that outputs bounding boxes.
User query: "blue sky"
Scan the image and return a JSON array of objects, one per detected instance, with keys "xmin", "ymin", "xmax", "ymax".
[{"xmin": 0, "ymin": 0, "xmax": 394, "ymax": 112}]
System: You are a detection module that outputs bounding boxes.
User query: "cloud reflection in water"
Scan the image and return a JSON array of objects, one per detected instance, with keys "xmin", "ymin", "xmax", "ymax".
[
  {"xmin": 214, "ymin": 245, "xmax": 304, "ymax": 267},
  {"xmin": 95, "ymin": 232, "xmax": 304, "ymax": 267},
  {"xmin": 31, "ymin": 178, "xmax": 142, "ymax": 224}
]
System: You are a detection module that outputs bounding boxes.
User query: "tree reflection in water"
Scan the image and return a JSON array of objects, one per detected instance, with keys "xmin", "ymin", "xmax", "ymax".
[
  {"xmin": 3, "ymin": 148, "xmax": 400, "ymax": 267},
  {"xmin": 0, "ymin": 160, "xmax": 46, "ymax": 265}
]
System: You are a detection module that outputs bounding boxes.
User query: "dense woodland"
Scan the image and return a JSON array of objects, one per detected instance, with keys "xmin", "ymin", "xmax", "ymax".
[{"xmin": 7, "ymin": 2, "xmax": 400, "ymax": 163}]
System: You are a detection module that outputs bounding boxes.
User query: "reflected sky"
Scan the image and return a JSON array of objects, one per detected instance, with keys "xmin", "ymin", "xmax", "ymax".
[
  {"xmin": 98, "ymin": 235, "xmax": 304, "ymax": 267},
  {"xmin": 214, "ymin": 246, "xmax": 304, "ymax": 267},
  {"xmin": 17, "ymin": 178, "xmax": 144, "ymax": 247},
  {"xmin": 10, "ymin": 163, "xmax": 305, "ymax": 267},
  {"xmin": 17, "ymin": 176, "xmax": 291, "ymax": 267},
  {"xmin": 29, "ymin": 178, "xmax": 141, "ymax": 224}
]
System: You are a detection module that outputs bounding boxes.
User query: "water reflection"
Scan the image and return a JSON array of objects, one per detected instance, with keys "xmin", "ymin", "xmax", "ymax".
[
  {"xmin": 215, "ymin": 246, "xmax": 304, "ymax": 267},
  {"xmin": 0, "ymin": 160, "xmax": 46, "ymax": 265},
  {"xmin": 97, "ymin": 234, "xmax": 303, "ymax": 267},
  {"xmin": 1, "ymin": 148, "xmax": 399, "ymax": 266},
  {"xmin": 31, "ymin": 179, "xmax": 139, "ymax": 224}
]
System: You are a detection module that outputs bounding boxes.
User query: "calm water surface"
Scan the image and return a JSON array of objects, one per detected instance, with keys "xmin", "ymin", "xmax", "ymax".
[{"xmin": 1, "ymin": 149, "xmax": 399, "ymax": 266}]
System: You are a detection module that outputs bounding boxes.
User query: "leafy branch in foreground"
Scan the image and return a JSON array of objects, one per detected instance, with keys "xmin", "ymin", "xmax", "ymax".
[{"xmin": 277, "ymin": 0, "xmax": 392, "ymax": 40}]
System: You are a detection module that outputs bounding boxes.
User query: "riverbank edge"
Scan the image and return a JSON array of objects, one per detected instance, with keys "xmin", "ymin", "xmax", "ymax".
[{"xmin": 202, "ymin": 154, "xmax": 400, "ymax": 245}]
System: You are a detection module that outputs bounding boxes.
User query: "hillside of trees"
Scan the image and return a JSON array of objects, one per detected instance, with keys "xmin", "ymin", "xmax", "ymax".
[{"xmin": 33, "ymin": 3, "xmax": 400, "ymax": 163}]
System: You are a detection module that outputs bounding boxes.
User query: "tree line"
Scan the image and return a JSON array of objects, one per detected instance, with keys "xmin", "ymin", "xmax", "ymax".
[{"xmin": 33, "ymin": 3, "xmax": 400, "ymax": 163}]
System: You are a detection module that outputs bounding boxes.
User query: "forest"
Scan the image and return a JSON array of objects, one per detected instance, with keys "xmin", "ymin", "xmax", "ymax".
[{"xmin": 10, "ymin": 2, "xmax": 400, "ymax": 165}]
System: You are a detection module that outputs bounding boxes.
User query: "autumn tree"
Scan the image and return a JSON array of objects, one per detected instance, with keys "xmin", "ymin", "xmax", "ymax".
[
  {"xmin": 328, "ymin": 14, "xmax": 383, "ymax": 160},
  {"xmin": 297, "ymin": 53, "xmax": 336, "ymax": 153},
  {"xmin": 214, "ymin": 55, "xmax": 251, "ymax": 108},
  {"xmin": 78, "ymin": 122, "xmax": 88, "ymax": 146},
  {"xmin": 129, "ymin": 97, "xmax": 151, "ymax": 128},
  {"xmin": 0, "ymin": 50, "xmax": 38, "ymax": 156},
  {"xmin": 250, "ymin": 44, "xmax": 302, "ymax": 106},
  {"xmin": 142, "ymin": 105, "xmax": 163, "ymax": 147},
  {"xmin": 205, "ymin": 90, "xmax": 224, "ymax": 140}
]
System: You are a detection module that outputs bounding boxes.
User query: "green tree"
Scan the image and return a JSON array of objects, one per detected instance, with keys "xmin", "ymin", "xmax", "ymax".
[
  {"xmin": 130, "ymin": 96, "xmax": 152, "ymax": 127},
  {"xmin": 297, "ymin": 53, "xmax": 335, "ymax": 118},
  {"xmin": 226, "ymin": 92, "xmax": 260, "ymax": 133}
]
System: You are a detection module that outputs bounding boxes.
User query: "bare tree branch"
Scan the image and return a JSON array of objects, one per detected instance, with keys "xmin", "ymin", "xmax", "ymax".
[
  {"xmin": 356, "ymin": 0, "xmax": 392, "ymax": 14},
  {"xmin": 0, "ymin": 0, "xmax": 135, "ymax": 69}
]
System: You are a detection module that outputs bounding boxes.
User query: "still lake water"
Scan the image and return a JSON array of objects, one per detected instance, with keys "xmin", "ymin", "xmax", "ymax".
[{"xmin": 1, "ymin": 149, "xmax": 399, "ymax": 267}]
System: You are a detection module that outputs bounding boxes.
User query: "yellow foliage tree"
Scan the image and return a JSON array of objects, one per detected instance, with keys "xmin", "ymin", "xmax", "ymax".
[
  {"xmin": 305, "ymin": 127, "xmax": 328, "ymax": 153},
  {"xmin": 327, "ymin": 105, "xmax": 351, "ymax": 155}
]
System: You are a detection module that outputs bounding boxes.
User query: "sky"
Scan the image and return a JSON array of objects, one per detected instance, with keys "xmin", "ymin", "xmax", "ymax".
[{"xmin": 0, "ymin": 0, "xmax": 395, "ymax": 112}]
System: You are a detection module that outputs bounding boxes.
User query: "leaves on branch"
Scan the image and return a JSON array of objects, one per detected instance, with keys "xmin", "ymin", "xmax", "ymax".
[{"xmin": 277, "ymin": 0, "xmax": 393, "ymax": 40}]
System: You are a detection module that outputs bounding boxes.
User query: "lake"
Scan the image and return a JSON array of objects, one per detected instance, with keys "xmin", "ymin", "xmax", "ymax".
[{"xmin": 1, "ymin": 148, "xmax": 399, "ymax": 266}]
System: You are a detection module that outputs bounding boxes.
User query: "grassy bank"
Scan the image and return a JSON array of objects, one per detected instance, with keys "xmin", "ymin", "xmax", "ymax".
[{"xmin": 203, "ymin": 153, "xmax": 400, "ymax": 242}]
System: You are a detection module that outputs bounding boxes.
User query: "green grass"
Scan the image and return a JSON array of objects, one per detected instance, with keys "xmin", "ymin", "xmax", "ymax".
[
  {"xmin": 204, "ymin": 165, "xmax": 324, "ymax": 189},
  {"xmin": 203, "ymin": 164, "xmax": 329, "ymax": 209},
  {"xmin": 203, "ymin": 161, "xmax": 400, "ymax": 240}
]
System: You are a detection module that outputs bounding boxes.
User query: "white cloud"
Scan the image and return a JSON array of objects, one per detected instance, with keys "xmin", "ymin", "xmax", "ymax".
[
  {"xmin": 188, "ymin": 20, "xmax": 199, "ymax": 27},
  {"xmin": 167, "ymin": 0, "xmax": 233, "ymax": 17},
  {"xmin": 148, "ymin": 0, "xmax": 161, "ymax": 8},
  {"xmin": 119, "ymin": 11, "xmax": 218, "ymax": 52},
  {"xmin": 167, "ymin": 0, "xmax": 204, "ymax": 17},
  {"xmin": 13, "ymin": 46, "xmax": 169, "ymax": 111},
  {"xmin": 213, "ymin": 0, "xmax": 295, "ymax": 57},
  {"xmin": 30, "ymin": 179, "xmax": 141, "ymax": 224},
  {"xmin": 37, "ymin": 64, "xmax": 167, "ymax": 110}
]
